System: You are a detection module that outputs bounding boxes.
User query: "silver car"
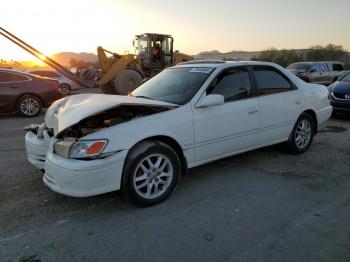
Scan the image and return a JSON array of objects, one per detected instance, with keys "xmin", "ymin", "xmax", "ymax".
[
  {"xmin": 287, "ymin": 61, "xmax": 345, "ymax": 86},
  {"xmin": 28, "ymin": 69, "xmax": 84, "ymax": 95}
]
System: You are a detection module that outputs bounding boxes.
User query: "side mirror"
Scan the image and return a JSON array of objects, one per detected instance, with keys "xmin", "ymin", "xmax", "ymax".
[{"xmin": 197, "ymin": 94, "xmax": 224, "ymax": 108}]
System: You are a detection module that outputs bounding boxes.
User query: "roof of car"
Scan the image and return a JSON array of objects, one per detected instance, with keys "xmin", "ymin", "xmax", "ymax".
[
  {"xmin": 136, "ymin": 33, "xmax": 172, "ymax": 37},
  {"xmin": 174, "ymin": 60, "xmax": 282, "ymax": 69}
]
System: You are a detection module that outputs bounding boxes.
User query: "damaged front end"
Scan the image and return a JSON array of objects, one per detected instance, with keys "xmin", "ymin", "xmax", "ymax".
[
  {"xmin": 25, "ymin": 95, "xmax": 175, "ymax": 170},
  {"xmin": 56, "ymin": 104, "xmax": 171, "ymax": 139},
  {"xmin": 52, "ymin": 104, "xmax": 171, "ymax": 160},
  {"xmin": 24, "ymin": 122, "xmax": 53, "ymax": 170}
]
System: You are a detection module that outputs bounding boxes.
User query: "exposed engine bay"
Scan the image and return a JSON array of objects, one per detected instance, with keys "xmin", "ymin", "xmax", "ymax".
[{"xmin": 56, "ymin": 104, "xmax": 173, "ymax": 139}]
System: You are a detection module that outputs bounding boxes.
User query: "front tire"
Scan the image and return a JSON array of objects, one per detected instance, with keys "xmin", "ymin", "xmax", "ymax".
[
  {"xmin": 17, "ymin": 95, "xmax": 42, "ymax": 117},
  {"xmin": 113, "ymin": 69, "xmax": 143, "ymax": 95},
  {"xmin": 287, "ymin": 113, "xmax": 315, "ymax": 153},
  {"xmin": 122, "ymin": 141, "xmax": 181, "ymax": 206}
]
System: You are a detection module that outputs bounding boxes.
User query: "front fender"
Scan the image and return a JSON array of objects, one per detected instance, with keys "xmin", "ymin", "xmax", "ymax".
[{"xmin": 80, "ymin": 105, "xmax": 193, "ymax": 154}]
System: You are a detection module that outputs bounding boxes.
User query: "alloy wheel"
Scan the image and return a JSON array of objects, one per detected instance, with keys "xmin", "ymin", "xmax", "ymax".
[
  {"xmin": 20, "ymin": 98, "xmax": 40, "ymax": 116},
  {"xmin": 295, "ymin": 119, "xmax": 312, "ymax": 150},
  {"xmin": 133, "ymin": 153, "xmax": 174, "ymax": 200}
]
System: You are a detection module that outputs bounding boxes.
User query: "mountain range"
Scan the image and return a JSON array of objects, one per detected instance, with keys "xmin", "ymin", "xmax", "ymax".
[
  {"xmin": 47, "ymin": 50, "xmax": 263, "ymax": 66},
  {"xmin": 50, "ymin": 52, "xmax": 98, "ymax": 65},
  {"xmin": 21, "ymin": 48, "xmax": 348, "ymax": 68}
]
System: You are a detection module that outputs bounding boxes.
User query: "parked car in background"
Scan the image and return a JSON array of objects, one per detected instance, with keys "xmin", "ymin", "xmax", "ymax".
[
  {"xmin": 0, "ymin": 69, "xmax": 62, "ymax": 117},
  {"xmin": 25, "ymin": 61, "xmax": 332, "ymax": 206},
  {"xmin": 28, "ymin": 69, "xmax": 83, "ymax": 95},
  {"xmin": 328, "ymin": 72, "xmax": 350, "ymax": 113},
  {"xmin": 287, "ymin": 61, "xmax": 345, "ymax": 85}
]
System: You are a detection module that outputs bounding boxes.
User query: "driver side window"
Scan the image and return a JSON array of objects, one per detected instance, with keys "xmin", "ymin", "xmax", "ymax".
[{"xmin": 209, "ymin": 67, "xmax": 252, "ymax": 102}]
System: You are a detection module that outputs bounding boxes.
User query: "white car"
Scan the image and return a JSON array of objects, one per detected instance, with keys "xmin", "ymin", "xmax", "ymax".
[
  {"xmin": 28, "ymin": 69, "xmax": 83, "ymax": 95},
  {"xmin": 25, "ymin": 61, "xmax": 332, "ymax": 206}
]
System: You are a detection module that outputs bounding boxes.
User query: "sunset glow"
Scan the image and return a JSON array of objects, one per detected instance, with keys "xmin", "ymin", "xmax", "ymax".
[{"xmin": 1, "ymin": 0, "xmax": 350, "ymax": 62}]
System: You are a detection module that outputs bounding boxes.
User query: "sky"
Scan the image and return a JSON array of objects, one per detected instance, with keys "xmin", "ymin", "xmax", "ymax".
[{"xmin": 1, "ymin": 0, "xmax": 350, "ymax": 61}]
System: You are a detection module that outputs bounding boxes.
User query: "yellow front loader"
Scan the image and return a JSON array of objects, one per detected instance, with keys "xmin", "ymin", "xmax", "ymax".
[
  {"xmin": 96, "ymin": 33, "xmax": 193, "ymax": 94},
  {"xmin": 0, "ymin": 28, "xmax": 193, "ymax": 95}
]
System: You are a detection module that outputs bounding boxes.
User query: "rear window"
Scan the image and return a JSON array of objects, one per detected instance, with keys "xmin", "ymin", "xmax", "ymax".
[
  {"xmin": 253, "ymin": 66, "xmax": 293, "ymax": 95},
  {"xmin": 332, "ymin": 63, "xmax": 344, "ymax": 71}
]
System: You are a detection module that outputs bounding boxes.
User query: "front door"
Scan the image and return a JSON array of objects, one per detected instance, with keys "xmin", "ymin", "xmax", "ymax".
[
  {"xmin": 193, "ymin": 66, "xmax": 260, "ymax": 162},
  {"xmin": 310, "ymin": 63, "xmax": 327, "ymax": 84}
]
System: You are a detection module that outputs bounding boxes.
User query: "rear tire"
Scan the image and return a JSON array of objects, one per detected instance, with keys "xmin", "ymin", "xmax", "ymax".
[
  {"xmin": 287, "ymin": 113, "xmax": 315, "ymax": 154},
  {"xmin": 58, "ymin": 84, "xmax": 71, "ymax": 95},
  {"xmin": 122, "ymin": 141, "xmax": 181, "ymax": 206},
  {"xmin": 17, "ymin": 95, "xmax": 42, "ymax": 117},
  {"xmin": 113, "ymin": 69, "xmax": 143, "ymax": 95}
]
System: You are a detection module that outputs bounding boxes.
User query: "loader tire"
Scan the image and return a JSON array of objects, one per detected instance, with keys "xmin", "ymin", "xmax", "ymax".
[
  {"xmin": 100, "ymin": 83, "xmax": 117, "ymax": 94},
  {"xmin": 113, "ymin": 69, "xmax": 143, "ymax": 95}
]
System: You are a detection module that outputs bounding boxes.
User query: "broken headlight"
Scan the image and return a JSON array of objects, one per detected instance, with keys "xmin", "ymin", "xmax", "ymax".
[{"xmin": 54, "ymin": 139, "xmax": 108, "ymax": 159}]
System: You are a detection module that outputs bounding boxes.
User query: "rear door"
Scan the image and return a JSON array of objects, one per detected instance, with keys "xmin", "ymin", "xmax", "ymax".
[
  {"xmin": 329, "ymin": 63, "xmax": 344, "ymax": 83},
  {"xmin": 252, "ymin": 65, "xmax": 304, "ymax": 145}
]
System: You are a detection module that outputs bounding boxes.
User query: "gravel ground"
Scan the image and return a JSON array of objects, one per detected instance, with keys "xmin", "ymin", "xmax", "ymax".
[{"xmin": 0, "ymin": 111, "xmax": 349, "ymax": 262}]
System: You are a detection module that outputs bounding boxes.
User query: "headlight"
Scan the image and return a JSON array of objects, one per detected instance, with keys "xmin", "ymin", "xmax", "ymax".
[
  {"xmin": 70, "ymin": 140, "xmax": 108, "ymax": 159},
  {"xmin": 54, "ymin": 139, "xmax": 108, "ymax": 159}
]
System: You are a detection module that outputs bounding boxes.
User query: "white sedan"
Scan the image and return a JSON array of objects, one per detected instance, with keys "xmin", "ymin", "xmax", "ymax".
[{"xmin": 25, "ymin": 61, "xmax": 332, "ymax": 206}]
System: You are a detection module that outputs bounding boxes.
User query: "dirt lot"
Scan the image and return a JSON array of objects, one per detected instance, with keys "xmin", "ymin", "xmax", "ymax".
[{"xmin": 0, "ymin": 111, "xmax": 349, "ymax": 262}]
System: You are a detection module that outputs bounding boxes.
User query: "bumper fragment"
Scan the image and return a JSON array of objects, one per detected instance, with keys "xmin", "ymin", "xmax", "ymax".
[
  {"xmin": 43, "ymin": 150, "xmax": 128, "ymax": 197},
  {"xmin": 25, "ymin": 131, "xmax": 50, "ymax": 170}
]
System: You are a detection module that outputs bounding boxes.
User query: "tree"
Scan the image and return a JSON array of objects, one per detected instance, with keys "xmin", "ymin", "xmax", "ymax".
[
  {"xmin": 251, "ymin": 44, "xmax": 350, "ymax": 69},
  {"xmin": 251, "ymin": 48, "xmax": 303, "ymax": 67},
  {"xmin": 304, "ymin": 44, "xmax": 347, "ymax": 61}
]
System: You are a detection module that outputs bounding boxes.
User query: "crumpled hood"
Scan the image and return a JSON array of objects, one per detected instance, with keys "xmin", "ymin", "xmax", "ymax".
[{"xmin": 45, "ymin": 94, "xmax": 177, "ymax": 135}]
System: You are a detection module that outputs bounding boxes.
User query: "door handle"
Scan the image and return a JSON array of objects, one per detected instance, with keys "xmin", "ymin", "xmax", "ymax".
[
  {"xmin": 295, "ymin": 98, "xmax": 302, "ymax": 104},
  {"xmin": 248, "ymin": 108, "xmax": 258, "ymax": 114},
  {"xmin": 9, "ymin": 85, "xmax": 19, "ymax": 88}
]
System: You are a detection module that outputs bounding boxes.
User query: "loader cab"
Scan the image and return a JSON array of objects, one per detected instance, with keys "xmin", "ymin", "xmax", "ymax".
[{"xmin": 134, "ymin": 33, "xmax": 174, "ymax": 75}]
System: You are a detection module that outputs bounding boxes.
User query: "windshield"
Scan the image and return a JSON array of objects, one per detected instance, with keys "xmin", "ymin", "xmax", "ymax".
[
  {"xmin": 131, "ymin": 67, "xmax": 213, "ymax": 105},
  {"xmin": 340, "ymin": 72, "xmax": 350, "ymax": 82},
  {"xmin": 287, "ymin": 63, "xmax": 311, "ymax": 71}
]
